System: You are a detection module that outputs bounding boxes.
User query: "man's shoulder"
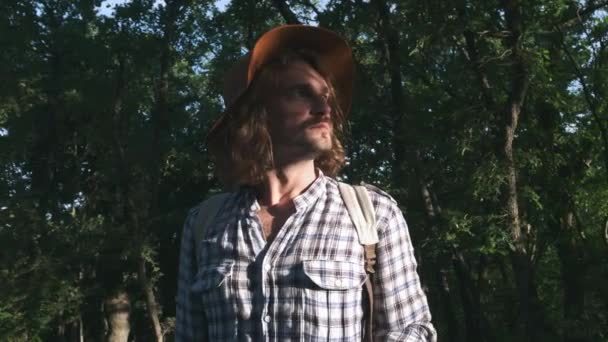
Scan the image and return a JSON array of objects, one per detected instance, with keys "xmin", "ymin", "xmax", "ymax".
[
  {"xmin": 327, "ymin": 178, "xmax": 398, "ymax": 206},
  {"xmin": 360, "ymin": 183, "xmax": 398, "ymax": 204},
  {"xmin": 188, "ymin": 191, "xmax": 240, "ymax": 218},
  {"xmin": 327, "ymin": 179, "xmax": 403, "ymax": 226},
  {"xmin": 195, "ymin": 192, "xmax": 234, "ymax": 207}
]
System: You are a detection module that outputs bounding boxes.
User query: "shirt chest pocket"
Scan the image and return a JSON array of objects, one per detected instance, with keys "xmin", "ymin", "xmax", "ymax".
[
  {"xmin": 297, "ymin": 259, "xmax": 367, "ymax": 336},
  {"xmin": 191, "ymin": 260, "xmax": 238, "ymax": 335},
  {"xmin": 191, "ymin": 260, "xmax": 234, "ymax": 293},
  {"xmin": 302, "ymin": 259, "xmax": 367, "ymax": 290}
]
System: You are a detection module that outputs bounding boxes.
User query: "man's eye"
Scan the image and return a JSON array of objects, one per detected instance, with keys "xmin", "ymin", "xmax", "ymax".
[
  {"xmin": 284, "ymin": 88, "xmax": 307, "ymax": 99},
  {"xmin": 289, "ymin": 89, "xmax": 304, "ymax": 96}
]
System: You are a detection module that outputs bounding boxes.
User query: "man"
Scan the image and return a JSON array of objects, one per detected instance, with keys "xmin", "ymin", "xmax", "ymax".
[{"xmin": 176, "ymin": 25, "xmax": 436, "ymax": 341}]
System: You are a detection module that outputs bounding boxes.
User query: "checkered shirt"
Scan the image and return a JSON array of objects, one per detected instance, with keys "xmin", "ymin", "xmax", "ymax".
[{"xmin": 176, "ymin": 173, "xmax": 436, "ymax": 341}]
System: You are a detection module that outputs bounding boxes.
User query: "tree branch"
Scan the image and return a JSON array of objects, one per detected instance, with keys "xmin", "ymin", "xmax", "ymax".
[
  {"xmin": 455, "ymin": 0, "xmax": 496, "ymax": 112},
  {"xmin": 295, "ymin": 0, "xmax": 321, "ymax": 17},
  {"xmin": 502, "ymin": 0, "xmax": 529, "ymax": 250},
  {"xmin": 604, "ymin": 217, "xmax": 608, "ymax": 247},
  {"xmin": 557, "ymin": 0, "xmax": 608, "ymax": 31},
  {"xmin": 271, "ymin": 0, "xmax": 301, "ymax": 24}
]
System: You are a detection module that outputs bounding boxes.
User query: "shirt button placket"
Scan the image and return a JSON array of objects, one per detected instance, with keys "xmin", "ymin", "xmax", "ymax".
[{"xmin": 261, "ymin": 260, "xmax": 272, "ymax": 340}]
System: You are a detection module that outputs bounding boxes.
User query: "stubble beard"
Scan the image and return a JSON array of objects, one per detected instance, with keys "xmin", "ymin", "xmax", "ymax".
[
  {"xmin": 300, "ymin": 126, "xmax": 333, "ymax": 156},
  {"xmin": 273, "ymin": 127, "xmax": 333, "ymax": 164}
]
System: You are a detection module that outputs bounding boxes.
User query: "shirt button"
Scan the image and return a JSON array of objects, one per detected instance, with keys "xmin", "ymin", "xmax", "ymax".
[
  {"xmin": 334, "ymin": 279, "xmax": 343, "ymax": 287},
  {"xmin": 264, "ymin": 315, "xmax": 271, "ymax": 323},
  {"xmin": 264, "ymin": 264, "xmax": 271, "ymax": 272}
]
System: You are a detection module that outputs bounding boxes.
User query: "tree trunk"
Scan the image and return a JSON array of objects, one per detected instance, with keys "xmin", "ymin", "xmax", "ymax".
[
  {"xmin": 133, "ymin": 2, "xmax": 192, "ymax": 340},
  {"xmin": 456, "ymin": 1, "xmax": 544, "ymax": 335},
  {"xmin": 499, "ymin": 1, "xmax": 556, "ymax": 340},
  {"xmin": 457, "ymin": 2, "xmax": 540, "ymax": 337},
  {"xmin": 509, "ymin": 252, "xmax": 545, "ymax": 340},
  {"xmin": 271, "ymin": 0, "xmax": 301, "ymax": 24},
  {"xmin": 139, "ymin": 257, "xmax": 164, "ymax": 342},
  {"xmin": 31, "ymin": 4, "xmax": 68, "ymax": 219},
  {"xmin": 134, "ymin": 4, "xmax": 173, "ymax": 341},
  {"xmin": 453, "ymin": 257, "xmax": 481, "ymax": 342},
  {"xmin": 79, "ymin": 314, "xmax": 84, "ymax": 342},
  {"xmin": 104, "ymin": 290, "xmax": 131, "ymax": 342},
  {"xmin": 436, "ymin": 268, "xmax": 461, "ymax": 342},
  {"xmin": 455, "ymin": 0, "xmax": 495, "ymax": 112},
  {"xmin": 452, "ymin": 249, "xmax": 494, "ymax": 342},
  {"xmin": 496, "ymin": 256, "xmax": 517, "ymax": 331},
  {"xmin": 555, "ymin": 210, "xmax": 589, "ymax": 342},
  {"xmin": 372, "ymin": 0, "xmax": 408, "ymax": 194}
]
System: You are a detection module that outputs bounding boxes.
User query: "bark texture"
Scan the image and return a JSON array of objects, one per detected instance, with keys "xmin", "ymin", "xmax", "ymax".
[
  {"xmin": 104, "ymin": 291, "xmax": 131, "ymax": 342},
  {"xmin": 501, "ymin": 1, "xmax": 555, "ymax": 340},
  {"xmin": 272, "ymin": 0, "xmax": 301, "ymax": 24},
  {"xmin": 556, "ymin": 210, "xmax": 588, "ymax": 342}
]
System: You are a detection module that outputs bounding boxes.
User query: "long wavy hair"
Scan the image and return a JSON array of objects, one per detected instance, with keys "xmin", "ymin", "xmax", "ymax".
[{"xmin": 207, "ymin": 50, "xmax": 347, "ymax": 188}]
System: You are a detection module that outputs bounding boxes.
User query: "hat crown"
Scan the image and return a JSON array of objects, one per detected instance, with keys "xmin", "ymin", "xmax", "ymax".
[
  {"xmin": 210, "ymin": 25, "xmax": 354, "ymax": 139},
  {"xmin": 221, "ymin": 25, "xmax": 354, "ymax": 116}
]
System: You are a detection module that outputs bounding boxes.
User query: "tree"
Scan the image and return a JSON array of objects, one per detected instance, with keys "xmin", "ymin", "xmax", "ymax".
[{"xmin": 1, "ymin": 0, "xmax": 607, "ymax": 341}]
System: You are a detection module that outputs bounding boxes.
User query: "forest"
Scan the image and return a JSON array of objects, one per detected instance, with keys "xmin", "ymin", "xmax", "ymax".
[{"xmin": 1, "ymin": 0, "xmax": 607, "ymax": 341}]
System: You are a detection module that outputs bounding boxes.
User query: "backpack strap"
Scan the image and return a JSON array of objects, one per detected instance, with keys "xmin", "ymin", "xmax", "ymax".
[
  {"xmin": 338, "ymin": 183, "xmax": 379, "ymax": 245},
  {"xmin": 193, "ymin": 193, "xmax": 230, "ymax": 264},
  {"xmin": 337, "ymin": 182, "xmax": 378, "ymax": 342}
]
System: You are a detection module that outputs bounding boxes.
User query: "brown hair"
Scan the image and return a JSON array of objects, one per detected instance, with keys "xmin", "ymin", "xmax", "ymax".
[{"xmin": 207, "ymin": 50, "xmax": 347, "ymax": 188}]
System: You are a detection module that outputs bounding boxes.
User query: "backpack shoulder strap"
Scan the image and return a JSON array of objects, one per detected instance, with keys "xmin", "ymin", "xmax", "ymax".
[
  {"xmin": 193, "ymin": 193, "xmax": 231, "ymax": 263},
  {"xmin": 337, "ymin": 182, "xmax": 378, "ymax": 342},
  {"xmin": 337, "ymin": 182, "xmax": 379, "ymax": 245}
]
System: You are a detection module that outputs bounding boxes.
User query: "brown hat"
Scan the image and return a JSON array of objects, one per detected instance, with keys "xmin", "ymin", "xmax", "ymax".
[{"xmin": 211, "ymin": 25, "xmax": 354, "ymax": 134}]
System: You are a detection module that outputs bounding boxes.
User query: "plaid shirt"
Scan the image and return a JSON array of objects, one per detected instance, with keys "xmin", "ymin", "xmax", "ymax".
[{"xmin": 176, "ymin": 173, "xmax": 436, "ymax": 341}]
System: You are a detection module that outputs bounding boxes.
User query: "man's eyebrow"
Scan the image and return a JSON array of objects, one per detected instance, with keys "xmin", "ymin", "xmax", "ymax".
[{"xmin": 284, "ymin": 82, "xmax": 329, "ymax": 94}]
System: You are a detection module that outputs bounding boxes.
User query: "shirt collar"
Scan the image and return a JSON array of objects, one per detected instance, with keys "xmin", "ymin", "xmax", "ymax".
[
  {"xmin": 245, "ymin": 169, "xmax": 328, "ymax": 213},
  {"xmin": 292, "ymin": 169, "xmax": 327, "ymax": 212}
]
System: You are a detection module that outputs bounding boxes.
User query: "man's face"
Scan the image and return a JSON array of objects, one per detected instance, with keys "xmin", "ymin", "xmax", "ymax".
[{"xmin": 264, "ymin": 61, "xmax": 334, "ymax": 162}]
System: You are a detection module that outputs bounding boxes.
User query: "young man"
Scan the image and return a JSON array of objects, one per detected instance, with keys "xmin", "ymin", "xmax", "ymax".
[{"xmin": 176, "ymin": 25, "xmax": 436, "ymax": 341}]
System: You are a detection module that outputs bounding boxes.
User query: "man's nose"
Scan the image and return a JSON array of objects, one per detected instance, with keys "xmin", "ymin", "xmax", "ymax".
[{"xmin": 312, "ymin": 95, "xmax": 331, "ymax": 117}]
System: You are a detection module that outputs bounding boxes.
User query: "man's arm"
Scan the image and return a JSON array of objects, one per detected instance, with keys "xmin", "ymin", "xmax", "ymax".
[
  {"xmin": 175, "ymin": 208, "xmax": 207, "ymax": 341},
  {"xmin": 372, "ymin": 200, "xmax": 437, "ymax": 342}
]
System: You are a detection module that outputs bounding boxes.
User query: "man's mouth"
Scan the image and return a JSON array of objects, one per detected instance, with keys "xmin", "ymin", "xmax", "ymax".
[{"xmin": 309, "ymin": 122, "xmax": 330, "ymax": 130}]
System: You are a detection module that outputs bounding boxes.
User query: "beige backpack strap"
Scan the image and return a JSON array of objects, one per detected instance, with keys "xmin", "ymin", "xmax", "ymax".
[
  {"xmin": 337, "ymin": 183, "xmax": 379, "ymax": 245},
  {"xmin": 193, "ymin": 193, "xmax": 230, "ymax": 264},
  {"xmin": 337, "ymin": 182, "xmax": 378, "ymax": 342}
]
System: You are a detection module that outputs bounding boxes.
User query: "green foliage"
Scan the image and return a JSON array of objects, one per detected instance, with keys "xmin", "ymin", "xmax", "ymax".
[{"xmin": 1, "ymin": 0, "xmax": 607, "ymax": 341}]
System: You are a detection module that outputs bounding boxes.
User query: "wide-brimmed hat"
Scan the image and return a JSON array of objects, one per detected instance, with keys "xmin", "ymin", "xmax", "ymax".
[{"xmin": 209, "ymin": 25, "xmax": 354, "ymax": 136}]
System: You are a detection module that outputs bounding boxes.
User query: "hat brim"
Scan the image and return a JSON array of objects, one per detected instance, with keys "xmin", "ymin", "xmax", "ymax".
[
  {"xmin": 209, "ymin": 25, "xmax": 354, "ymax": 139},
  {"xmin": 248, "ymin": 25, "xmax": 353, "ymax": 115}
]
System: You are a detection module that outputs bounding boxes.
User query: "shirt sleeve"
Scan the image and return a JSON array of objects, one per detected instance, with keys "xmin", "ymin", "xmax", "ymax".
[
  {"xmin": 372, "ymin": 199, "xmax": 437, "ymax": 342},
  {"xmin": 175, "ymin": 208, "xmax": 207, "ymax": 341}
]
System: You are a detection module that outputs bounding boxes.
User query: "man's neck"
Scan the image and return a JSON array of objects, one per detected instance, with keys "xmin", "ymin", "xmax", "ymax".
[{"xmin": 256, "ymin": 159, "xmax": 318, "ymax": 208}]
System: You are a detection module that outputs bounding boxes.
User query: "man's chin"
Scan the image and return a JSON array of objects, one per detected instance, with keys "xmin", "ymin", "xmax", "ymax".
[
  {"xmin": 307, "ymin": 131, "xmax": 332, "ymax": 146},
  {"xmin": 274, "ymin": 135, "xmax": 332, "ymax": 157},
  {"xmin": 296, "ymin": 143, "xmax": 333, "ymax": 161},
  {"xmin": 308, "ymin": 139, "xmax": 332, "ymax": 154}
]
